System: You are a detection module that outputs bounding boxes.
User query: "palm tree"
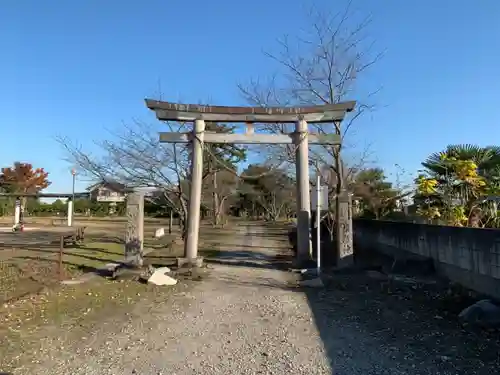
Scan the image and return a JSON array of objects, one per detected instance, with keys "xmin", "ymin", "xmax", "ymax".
[
  {"xmin": 422, "ymin": 144, "xmax": 500, "ymax": 177},
  {"xmin": 419, "ymin": 144, "xmax": 500, "ymax": 227}
]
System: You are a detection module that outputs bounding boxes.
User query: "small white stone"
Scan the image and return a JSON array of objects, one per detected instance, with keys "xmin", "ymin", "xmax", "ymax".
[
  {"xmin": 155, "ymin": 266, "xmax": 171, "ymax": 274},
  {"xmin": 148, "ymin": 270, "xmax": 177, "ymax": 286},
  {"xmin": 154, "ymin": 227, "xmax": 165, "ymax": 238}
]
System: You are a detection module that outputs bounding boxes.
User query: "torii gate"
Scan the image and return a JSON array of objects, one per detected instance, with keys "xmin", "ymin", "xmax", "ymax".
[{"xmin": 145, "ymin": 99, "xmax": 355, "ymax": 267}]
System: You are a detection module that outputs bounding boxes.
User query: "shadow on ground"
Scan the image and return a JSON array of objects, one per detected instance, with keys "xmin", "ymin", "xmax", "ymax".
[
  {"xmin": 215, "ymin": 272, "xmax": 299, "ymax": 292},
  {"xmin": 204, "ymin": 249, "xmax": 293, "ymax": 271},
  {"xmin": 290, "ymin": 227, "xmax": 500, "ymax": 374}
]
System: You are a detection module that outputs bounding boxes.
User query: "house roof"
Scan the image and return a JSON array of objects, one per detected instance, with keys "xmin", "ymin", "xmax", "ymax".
[{"xmin": 87, "ymin": 180, "xmax": 127, "ymax": 193}]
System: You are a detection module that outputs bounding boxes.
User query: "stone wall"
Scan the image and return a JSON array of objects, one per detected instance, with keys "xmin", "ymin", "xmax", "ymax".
[{"xmin": 354, "ymin": 220, "xmax": 500, "ymax": 299}]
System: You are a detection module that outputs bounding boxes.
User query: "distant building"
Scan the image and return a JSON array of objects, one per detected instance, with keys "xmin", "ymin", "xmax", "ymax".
[
  {"xmin": 145, "ymin": 188, "xmax": 167, "ymax": 200},
  {"xmin": 87, "ymin": 181, "xmax": 127, "ymax": 203}
]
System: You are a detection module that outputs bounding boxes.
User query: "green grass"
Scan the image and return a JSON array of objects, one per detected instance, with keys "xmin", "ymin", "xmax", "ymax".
[
  {"xmin": 63, "ymin": 242, "xmax": 126, "ymax": 270},
  {"xmin": 63, "ymin": 233, "xmax": 179, "ymax": 270}
]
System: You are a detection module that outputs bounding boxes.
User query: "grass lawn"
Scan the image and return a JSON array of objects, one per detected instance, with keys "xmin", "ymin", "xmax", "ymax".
[{"xmin": 62, "ymin": 241, "xmax": 125, "ymax": 270}]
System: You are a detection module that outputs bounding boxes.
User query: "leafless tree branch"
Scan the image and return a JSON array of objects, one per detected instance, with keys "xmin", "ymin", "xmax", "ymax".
[
  {"xmin": 238, "ymin": 1, "xmax": 383, "ymax": 204},
  {"xmin": 56, "ymin": 119, "xmax": 194, "ymax": 237}
]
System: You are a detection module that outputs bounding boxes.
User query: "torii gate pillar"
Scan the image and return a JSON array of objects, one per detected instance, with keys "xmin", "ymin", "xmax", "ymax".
[
  {"xmin": 184, "ymin": 119, "xmax": 205, "ymax": 261},
  {"xmin": 295, "ymin": 119, "xmax": 312, "ymax": 262}
]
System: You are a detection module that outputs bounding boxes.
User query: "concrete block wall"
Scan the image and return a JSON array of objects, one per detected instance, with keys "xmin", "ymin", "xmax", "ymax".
[{"xmin": 354, "ymin": 220, "xmax": 500, "ymax": 299}]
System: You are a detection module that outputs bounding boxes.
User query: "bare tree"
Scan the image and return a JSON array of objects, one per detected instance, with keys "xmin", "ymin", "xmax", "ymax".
[
  {"xmin": 202, "ymin": 168, "xmax": 239, "ymax": 226},
  {"xmin": 251, "ymin": 177, "xmax": 295, "ymax": 222},
  {"xmin": 57, "ymin": 119, "xmax": 193, "ymax": 239},
  {"xmin": 238, "ymin": 165, "xmax": 296, "ymax": 222},
  {"xmin": 239, "ymin": 0, "xmax": 383, "ymax": 230}
]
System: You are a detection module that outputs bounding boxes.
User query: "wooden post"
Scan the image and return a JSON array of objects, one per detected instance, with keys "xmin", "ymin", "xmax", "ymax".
[
  {"xmin": 125, "ymin": 191, "xmax": 144, "ymax": 267},
  {"xmin": 336, "ymin": 191, "xmax": 353, "ymax": 267},
  {"xmin": 295, "ymin": 119, "xmax": 312, "ymax": 263},
  {"xmin": 183, "ymin": 119, "xmax": 205, "ymax": 264},
  {"xmin": 59, "ymin": 236, "xmax": 64, "ymax": 281}
]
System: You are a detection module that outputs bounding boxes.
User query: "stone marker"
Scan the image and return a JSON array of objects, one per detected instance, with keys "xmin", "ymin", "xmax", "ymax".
[
  {"xmin": 336, "ymin": 191, "xmax": 353, "ymax": 268},
  {"xmin": 125, "ymin": 192, "xmax": 144, "ymax": 267}
]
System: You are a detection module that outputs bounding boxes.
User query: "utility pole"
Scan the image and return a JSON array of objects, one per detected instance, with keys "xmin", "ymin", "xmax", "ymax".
[
  {"xmin": 71, "ymin": 169, "xmax": 76, "ymax": 202},
  {"xmin": 69, "ymin": 169, "xmax": 76, "ymax": 226}
]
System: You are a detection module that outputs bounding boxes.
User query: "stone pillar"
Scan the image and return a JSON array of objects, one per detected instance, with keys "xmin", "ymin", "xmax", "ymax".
[
  {"xmin": 336, "ymin": 191, "xmax": 353, "ymax": 268},
  {"xmin": 14, "ymin": 198, "xmax": 21, "ymax": 226},
  {"xmin": 67, "ymin": 199, "xmax": 73, "ymax": 226},
  {"xmin": 125, "ymin": 191, "xmax": 144, "ymax": 267},
  {"xmin": 182, "ymin": 118, "xmax": 205, "ymax": 266},
  {"xmin": 295, "ymin": 119, "xmax": 312, "ymax": 263}
]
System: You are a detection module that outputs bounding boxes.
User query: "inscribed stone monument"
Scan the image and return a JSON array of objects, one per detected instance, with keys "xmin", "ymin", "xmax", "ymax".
[{"xmin": 125, "ymin": 192, "xmax": 144, "ymax": 267}]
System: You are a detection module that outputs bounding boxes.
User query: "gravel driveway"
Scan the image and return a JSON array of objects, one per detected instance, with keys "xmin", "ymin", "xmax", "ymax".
[{"xmin": 15, "ymin": 224, "xmax": 500, "ymax": 375}]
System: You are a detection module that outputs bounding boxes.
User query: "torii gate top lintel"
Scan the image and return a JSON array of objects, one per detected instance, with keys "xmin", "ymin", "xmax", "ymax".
[{"xmin": 145, "ymin": 98, "xmax": 355, "ymax": 123}]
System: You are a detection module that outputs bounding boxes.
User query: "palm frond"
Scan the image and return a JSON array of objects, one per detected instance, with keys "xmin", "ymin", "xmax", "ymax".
[{"xmin": 422, "ymin": 144, "xmax": 498, "ymax": 176}]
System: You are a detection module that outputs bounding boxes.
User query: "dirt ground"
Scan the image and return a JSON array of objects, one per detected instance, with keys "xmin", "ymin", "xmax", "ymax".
[
  {"xmin": 0, "ymin": 221, "xmax": 499, "ymax": 374},
  {"xmin": 0, "ymin": 218, "xmax": 246, "ymax": 371}
]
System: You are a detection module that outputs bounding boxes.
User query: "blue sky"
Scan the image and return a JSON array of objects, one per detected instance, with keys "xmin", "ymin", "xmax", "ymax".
[{"xmin": 1, "ymin": 0, "xmax": 499, "ymax": 193}]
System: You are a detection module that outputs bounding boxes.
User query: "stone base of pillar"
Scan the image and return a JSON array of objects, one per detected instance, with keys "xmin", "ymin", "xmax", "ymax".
[
  {"xmin": 123, "ymin": 252, "xmax": 144, "ymax": 269},
  {"xmin": 176, "ymin": 256, "xmax": 204, "ymax": 269}
]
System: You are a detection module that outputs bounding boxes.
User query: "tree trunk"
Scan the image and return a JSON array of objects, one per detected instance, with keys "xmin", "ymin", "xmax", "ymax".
[
  {"xmin": 169, "ymin": 210, "xmax": 173, "ymax": 234},
  {"xmin": 178, "ymin": 197, "xmax": 189, "ymax": 242},
  {"xmin": 180, "ymin": 215, "xmax": 187, "ymax": 240}
]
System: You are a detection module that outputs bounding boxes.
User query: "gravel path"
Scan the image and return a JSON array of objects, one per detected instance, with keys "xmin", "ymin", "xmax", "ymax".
[
  {"xmin": 13, "ymin": 224, "xmax": 498, "ymax": 375},
  {"xmin": 19, "ymin": 224, "xmax": 332, "ymax": 374}
]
